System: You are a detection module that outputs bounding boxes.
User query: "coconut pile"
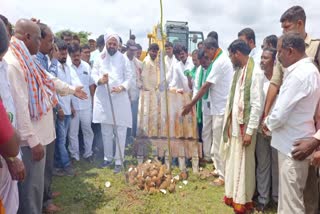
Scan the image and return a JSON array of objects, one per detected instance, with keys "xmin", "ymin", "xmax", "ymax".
[{"xmin": 126, "ymin": 160, "xmax": 188, "ymax": 194}]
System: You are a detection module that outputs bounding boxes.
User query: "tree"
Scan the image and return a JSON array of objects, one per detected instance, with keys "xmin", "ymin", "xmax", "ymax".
[{"xmin": 55, "ymin": 29, "xmax": 91, "ymax": 46}]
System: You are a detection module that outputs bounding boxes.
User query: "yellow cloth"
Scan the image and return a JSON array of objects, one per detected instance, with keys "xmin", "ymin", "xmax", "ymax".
[
  {"xmin": 141, "ymin": 55, "xmax": 161, "ymax": 90},
  {"xmin": 137, "ymin": 55, "xmax": 197, "ymax": 139},
  {"xmin": 137, "ymin": 90, "xmax": 197, "ymax": 139}
]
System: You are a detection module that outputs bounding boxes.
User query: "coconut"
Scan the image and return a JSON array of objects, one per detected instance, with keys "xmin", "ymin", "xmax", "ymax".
[
  {"xmin": 150, "ymin": 169, "xmax": 158, "ymax": 177},
  {"xmin": 159, "ymin": 189, "xmax": 167, "ymax": 194},
  {"xmin": 131, "ymin": 168, "xmax": 138, "ymax": 177},
  {"xmin": 165, "ymin": 174, "xmax": 172, "ymax": 181},
  {"xmin": 168, "ymin": 183, "xmax": 175, "ymax": 193},
  {"xmin": 129, "ymin": 177, "xmax": 137, "ymax": 185},
  {"xmin": 145, "ymin": 176, "xmax": 152, "ymax": 186},
  {"xmin": 136, "ymin": 174, "xmax": 142, "ymax": 180},
  {"xmin": 144, "ymin": 183, "xmax": 150, "ymax": 191},
  {"xmin": 159, "ymin": 180, "xmax": 170, "ymax": 190},
  {"xmin": 138, "ymin": 183, "xmax": 144, "ymax": 190},
  {"xmin": 149, "ymin": 182, "xmax": 156, "ymax": 188},
  {"xmin": 180, "ymin": 171, "xmax": 188, "ymax": 180},
  {"xmin": 151, "ymin": 176, "xmax": 158, "ymax": 183},
  {"xmin": 155, "ymin": 178, "xmax": 162, "ymax": 187},
  {"xmin": 173, "ymin": 175, "xmax": 180, "ymax": 182},
  {"xmin": 158, "ymin": 165, "xmax": 165, "ymax": 178},
  {"xmin": 149, "ymin": 187, "xmax": 158, "ymax": 194}
]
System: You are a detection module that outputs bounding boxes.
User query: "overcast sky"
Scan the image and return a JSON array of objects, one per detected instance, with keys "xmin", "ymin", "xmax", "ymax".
[{"xmin": 1, "ymin": 0, "xmax": 320, "ymax": 50}]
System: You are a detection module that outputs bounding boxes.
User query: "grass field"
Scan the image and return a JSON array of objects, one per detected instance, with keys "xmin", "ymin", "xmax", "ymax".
[{"xmin": 52, "ymin": 158, "xmax": 277, "ymax": 214}]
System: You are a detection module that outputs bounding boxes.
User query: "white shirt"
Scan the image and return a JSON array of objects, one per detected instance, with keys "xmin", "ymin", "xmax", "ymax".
[
  {"xmin": 231, "ymin": 62, "xmax": 264, "ymax": 137},
  {"xmin": 169, "ymin": 56, "xmax": 193, "ymax": 92},
  {"xmin": 256, "ymin": 75, "xmax": 271, "ymax": 133},
  {"xmin": 206, "ymin": 51, "xmax": 234, "ymax": 115},
  {"xmin": 57, "ymin": 62, "xmax": 81, "ymax": 115},
  {"xmin": 166, "ymin": 56, "xmax": 178, "ymax": 85},
  {"xmin": 165, "ymin": 55, "xmax": 177, "ymax": 73},
  {"xmin": 125, "ymin": 55, "xmax": 142, "ymax": 101},
  {"xmin": 249, "ymin": 47, "xmax": 262, "ymax": 65},
  {"xmin": 0, "ymin": 59, "xmax": 16, "ymax": 127},
  {"xmin": 266, "ymin": 57, "xmax": 320, "ymax": 157},
  {"xmin": 91, "ymin": 51, "xmax": 133, "ymax": 127},
  {"xmin": 90, "ymin": 49, "xmax": 100, "ymax": 65},
  {"xmin": 70, "ymin": 61, "xmax": 94, "ymax": 111}
]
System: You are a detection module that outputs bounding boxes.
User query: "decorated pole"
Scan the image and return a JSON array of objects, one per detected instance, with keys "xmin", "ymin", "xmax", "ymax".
[{"xmin": 159, "ymin": 0, "xmax": 172, "ymax": 171}]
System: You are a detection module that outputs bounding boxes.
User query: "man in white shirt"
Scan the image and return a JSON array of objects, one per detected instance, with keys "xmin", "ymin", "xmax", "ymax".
[
  {"xmin": 68, "ymin": 44, "xmax": 95, "ymax": 163},
  {"xmin": 169, "ymin": 46, "xmax": 194, "ymax": 93},
  {"xmin": 80, "ymin": 44, "xmax": 91, "ymax": 65},
  {"xmin": 0, "ymin": 18, "xmax": 21, "ymax": 214},
  {"xmin": 5, "ymin": 19, "xmax": 87, "ymax": 214},
  {"xmin": 264, "ymin": 33, "xmax": 320, "ymax": 214},
  {"xmin": 164, "ymin": 41, "xmax": 177, "ymax": 74},
  {"xmin": 88, "ymin": 35, "xmax": 96, "ymax": 52},
  {"xmin": 238, "ymin": 28, "xmax": 262, "ymax": 65},
  {"xmin": 182, "ymin": 37, "xmax": 233, "ymax": 186},
  {"xmin": 263, "ymin": 7, "xmax": 320, "ymax": 213},
  {"xmin": 91, "ymin": 32, "xmax": 132, "ymax": 173},
  {"xmin": 90, "ymin": 35, "xmax": 104, "ymax": 66},
  {"xmin": 125, "ymin": 40, "xmax": 142, "ymax": 139},
  {"xmin": 54, "ymin": 40, "xmax": 80, "ymax": 176}
]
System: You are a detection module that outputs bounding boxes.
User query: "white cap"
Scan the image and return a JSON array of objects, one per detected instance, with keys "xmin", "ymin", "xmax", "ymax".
[{"xmin": 88, "ymin": 35, "xmax": 96, "ymax": 41}]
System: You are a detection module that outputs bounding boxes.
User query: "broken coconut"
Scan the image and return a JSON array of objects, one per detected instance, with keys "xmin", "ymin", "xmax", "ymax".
[{"xmin": 105, "ymin": 181, "xmax": 111, "ymax": 188}]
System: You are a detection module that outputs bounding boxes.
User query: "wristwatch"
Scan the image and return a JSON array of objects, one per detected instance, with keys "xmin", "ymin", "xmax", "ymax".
[{"xmin": 5, "ymin": 157, "xmax": 16, "ymax": 163}]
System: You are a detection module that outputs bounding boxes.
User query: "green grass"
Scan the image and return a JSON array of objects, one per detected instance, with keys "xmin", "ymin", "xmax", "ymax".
[{"xmin": 52, "ymin": 159, "xmax": 277, "ymax": 214}]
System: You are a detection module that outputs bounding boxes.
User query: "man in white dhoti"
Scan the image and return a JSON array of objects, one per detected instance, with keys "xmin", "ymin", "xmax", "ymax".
[
  {"xmin": 91, "ymin": 31, "xmax": 132, "ymax": 173},
  {"xmin": 221, "ymin": 39, "xmax": 264, "ymax": 214}
]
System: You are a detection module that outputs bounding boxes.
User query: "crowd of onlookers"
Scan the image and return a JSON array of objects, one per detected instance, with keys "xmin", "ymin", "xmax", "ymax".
[{"xmin": 1, "ymin": 4, "xmax": 320, "ymax": 214}]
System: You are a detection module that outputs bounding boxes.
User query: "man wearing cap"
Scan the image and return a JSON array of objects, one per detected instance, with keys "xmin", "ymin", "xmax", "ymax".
[
  {"xmin": 125, "ymin": 40, "xmax": 142, "ymax": 139},
  {"xmin": 91, "ymin": 32, "xmax": 133, "ymax": 173},
  {"xmin": 88, "ymin": 35, "xmax": 96, "ymax": 52},
  {"xmin": 90, "ymin": 35, "xmax": 105, "ymax": 66}
]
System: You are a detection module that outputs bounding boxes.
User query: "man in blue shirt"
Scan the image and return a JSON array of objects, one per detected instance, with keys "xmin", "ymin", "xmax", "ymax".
[{"xmin": 35, "ymin": 22, "xmax": 62, "ymax": 214}]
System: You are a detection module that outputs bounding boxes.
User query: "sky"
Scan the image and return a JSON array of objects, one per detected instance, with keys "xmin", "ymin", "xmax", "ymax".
[{"xmin": 1, "ymin": 0, "xmax": 320, "ymax": 50}]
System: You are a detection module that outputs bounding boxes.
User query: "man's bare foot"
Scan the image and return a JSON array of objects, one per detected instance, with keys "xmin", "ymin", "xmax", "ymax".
[
  {"xmin": 43, "ymin": 203, "xmax": 62, "ymax": 213},
  {"xmin": 52, "ymin": 192, "xmax": 61, "ymax": 199}
]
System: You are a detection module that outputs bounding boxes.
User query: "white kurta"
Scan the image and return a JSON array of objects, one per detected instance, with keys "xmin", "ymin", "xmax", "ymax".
[
  {"xmin": 165, "ymin": 55, "xmax": 178, "ymax": 83},
  {"xmin": 125, "ymin": 55, "xmax": 142, "ymax": 102},
  {"xmin": 91, "ymin": 51, "xmax": 133, "ymax": 128},
  {"xmin": 169, "ymin": 56, "xmax": 194, "ymax": 92},
  {"xmin": 0, "ymin": 60, "xmax": 16, "ymax": 127},
  {"xmin": 70, "ymin": 60, "xmax": 94, "ymax": 111},
  {"xmin": 56, "ymin": 62, "xmax": 81, "ymax": 115}
]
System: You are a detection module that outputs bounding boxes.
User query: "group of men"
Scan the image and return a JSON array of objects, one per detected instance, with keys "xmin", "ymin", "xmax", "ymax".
[
  {"xmin": 0, "ymin": 4, "xmax": 320, "ymax": 214},
  {"xmin": 0, "ymin": 14, "xmax": 146, "ymax": 213},
  {"xmin": 167, "ymin": 5, "xmax": 320, "ymax": 214}
]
